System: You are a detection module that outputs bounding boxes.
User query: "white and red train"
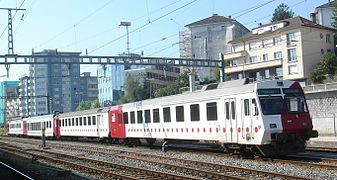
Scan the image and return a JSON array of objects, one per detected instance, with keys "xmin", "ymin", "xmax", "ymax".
[{"xmin": 7, "ymin": 79, "xmax": 318, "ymax": 156}]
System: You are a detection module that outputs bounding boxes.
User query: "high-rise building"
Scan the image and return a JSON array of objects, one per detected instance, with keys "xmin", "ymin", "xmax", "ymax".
[
  {"xmin": 80, "ymin": 72, "xmax": 98, "ymax": 102},
  {"xmin": 27, "ymin": 49, "xmax": 81, "ymax": 116},
  {"xmin": 0, "ymin": 81, "xmax": 19, "ymax": 125},
  {"xmin": 180, "ymin": 14, "xmax": 249, "ymax": 81}
]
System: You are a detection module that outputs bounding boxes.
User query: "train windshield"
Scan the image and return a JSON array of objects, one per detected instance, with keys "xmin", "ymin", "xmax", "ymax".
[
  {"xmin": 284, "ymin": 96, "xmax": 308, "ymax": 113},
  {"xmin": 259, "ymin": 96, "xmax": 283, "ymax": 115}
]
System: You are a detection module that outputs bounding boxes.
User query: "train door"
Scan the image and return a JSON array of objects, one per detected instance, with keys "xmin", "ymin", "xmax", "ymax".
[
  {"xmin": 225, "ymin": 98, "xmax": 237, "ymax": 143},
  {"xmin": 250, "ymin": 98, "xmax": 259, "ymax": 140},
  {"xmin": 54, "ymin": 117, "xmax": 61, "ymax": 138},
  {"xmin": 109, "ymin": 107, "xmax": 126, "ymax": 138},
  {"xmin": 23, "ymin": 120, "xmax": 28, "ymax": 136}
]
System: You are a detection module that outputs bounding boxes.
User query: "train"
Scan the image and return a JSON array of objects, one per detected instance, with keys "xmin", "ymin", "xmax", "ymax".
[{"xmin": 6, "ymin": 78, "xmax": 318, "ymax": 156}]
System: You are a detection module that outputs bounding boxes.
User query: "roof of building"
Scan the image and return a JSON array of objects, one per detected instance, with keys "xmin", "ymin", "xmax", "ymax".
[
  {"xmin": 230, "ymin": 16, "xmax": 335, "ymax": 43},
  {"xmin": 185, "ymin": 14, "xmax": 234, "ymax": 27},
  {"xmin": 316, "ymin": 1, "xmax": 335, "ymax": 8}
]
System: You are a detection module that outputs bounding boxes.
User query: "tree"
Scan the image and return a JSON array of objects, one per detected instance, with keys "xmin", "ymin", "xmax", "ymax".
[
  {"xmin": 91, "ymin": 99, "xmax": 101, "ymax": 108},
  {"xmin": 77, "ymin": 101, "xmax": 92, "ymax": 111},
  {"xmin": 310, "ymin": 52, "xmax": 337, "ymax": 83},
  {"xmin": 155, "ymin": 70, "xmax": 190, "ymax": 98},
  {"xmin": 271, "ymin": 3, "xmax": 294, "ymax": 22},
  {"xmin": 119, "ymin": 76, "xmax": 149, "ymax": 103}
]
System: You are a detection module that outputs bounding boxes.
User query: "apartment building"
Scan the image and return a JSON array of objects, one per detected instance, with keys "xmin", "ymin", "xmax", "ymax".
[
  {"xmin": 314, "ymin": 1, "xmax": 335, "ymax": 28},
  {"xmin": 27, "ymin": 49, "xmax": 82, "ymax": 116},
  {"xmin": 0, "ymin": 81, "xmax": 19, "ymax": 125},
  {"xmin": 223, "ymin": 16, "xmax": 335, "ymax": 85},
  {"xmin": 80, "ymin": 72, "xmax": 98, "ymax": 102},
  {"xmin": 180, "ymin": 14, "xmax": 249, "ymax": 81}
]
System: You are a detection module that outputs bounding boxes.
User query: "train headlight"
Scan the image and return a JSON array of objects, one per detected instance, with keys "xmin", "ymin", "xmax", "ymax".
[{"xmin": 302, "ymin": 122, "xmax": 308, "ymax": 127}]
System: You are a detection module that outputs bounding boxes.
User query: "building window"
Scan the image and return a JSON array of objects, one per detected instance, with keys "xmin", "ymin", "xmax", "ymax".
[
  {"xmin": 262, "ymin": 39, "xmax": 267, "ymax": 48},
  {"xmin": 288, "ymin": 65, "xmax": 298, "ymax": 74},
  {"xmin": 276, "ymin": 67, "xmax": 283, "ymax": 77},
  {"xmin": 262, "ymin": 54, "xmax": 268, "ymax": 61},
  {"xmin": 286, "ymin": 32, "xmax": 296, "ymax": 45},
  {"xmin": 273, "ymin": 36, "xmax": 281, "ymax": 45},
  {"xmin": 326, "ymin": 34, "xmax": 331, "ymax": 43},
  {"xmin": 265, "ymin": 69, "xmax": 270, "ymax": 78},
  {"xmin": 249, "ymin": 56, "xmax": 257, "ymax": 63},
  {"xmin": 287, "ymin": 48, "xmax": 297, "ymax": 61},
  {"xmin": 274, "ymin": 51, "xmax": 282, "ymax": 60},
  {"xmin": 249, "ymin": 41, "xmax": 257, "ymax": 50}
]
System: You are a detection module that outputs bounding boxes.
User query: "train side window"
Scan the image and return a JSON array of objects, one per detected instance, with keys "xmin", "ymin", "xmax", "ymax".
[
  {"xmin": 130, "ymin": 111, "xmax": 136, "ymax": 124},
  {"xmin": 207, "ymin": 102, "xmax": 217, "ymax": 121},
  {"xmin": 252, "ymin": 98, "xmax": 259, "ymax": 116},
  {"xmin": 176, "ymin": 106, "xmax": 184, "ymax": 122},
  {"xmin": 68, "ymin": 119, "xmax": 70, "ymax": 126},
  {"xmin": 244, "ymin": 99, "xmax": 250, "ymax": 116},
  {"xmin": 231, "ymin": 101, "xmax": 236, "ymax": 119},
  {"xmin": 118, "ymin": 113, "xmax": 122, "ymax": 124},
  {"xmin": 88, "ymin": 116, "xmax": 91, "ymax": 125},
  {"xmin": 72, "ymin": 118, "xmax": 75, "ymax": 126},
  {"xmin": 153, "ymin": 109, "xmax": 160, "ymax": 123},
  {"xmin": 61, "ymin": 119, "xmax": 64, "ymax": 127},
  {"xmin": 225, "ymin": 102, "xmax": 229, "ymax": 120},
  {"xmin": 163, "ymin": 107, "xmax": 171, "ymax": 122},
  {"xmin": 79, "ymin": 117, "xmax": 83, "ymax": 126},
  {"xmin": 84, "ymin": 117, "xmax": 87, "ymax": 126},
  {"xmin": 190, "ymin": 104, "xmax": 200, "ymax": 122},
  {"xmin": 137, "ymin": 111, "xmax": 143, "ymax": 124},
  {"xmin": 145, "ymin": 110, "xmax": 151, "ymax": 123},
  {"xmin": 124, "ymin": 112, "xmax": 129, "ymax": 124},
  {"xmin": 92, "ymin": 116, "xmax": 96, "ymax": 125},
  {"xmin": 76, "ymin": 118, "xmax": 79, "ymax": 126}
]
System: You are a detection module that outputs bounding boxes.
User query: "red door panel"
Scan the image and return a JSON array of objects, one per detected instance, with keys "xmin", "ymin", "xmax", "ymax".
[
  {"xmin": 23, "ymin": 120, "xmax": 28, "ymax": 136},
  {"xmin": 109, "ymin": 106, "xmax": 126, "ymax": 138}
]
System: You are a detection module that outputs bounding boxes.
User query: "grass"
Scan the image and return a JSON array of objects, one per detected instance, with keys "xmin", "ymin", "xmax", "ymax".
[{"xmin": 0, "ymin": 128, "xmax": 4, "ymax": 136}]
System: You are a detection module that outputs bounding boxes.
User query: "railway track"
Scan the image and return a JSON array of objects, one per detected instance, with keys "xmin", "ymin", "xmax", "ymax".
[
  {"xmin": 16, "ymin": 139, "xmax": 313, "ymax": 179},
  {"xmin": 2, "ymin": 137, "xmax": 336, "ymax": 179},
  {"xmin": 306, "ymin": 146, "xmax": 337, "ymax": 153}
]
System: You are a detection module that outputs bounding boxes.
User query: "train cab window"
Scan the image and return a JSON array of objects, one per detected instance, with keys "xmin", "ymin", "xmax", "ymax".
[
  {"xmin": 225, "ymin": 102, "xmax": 230, "ymax": 120},
  {"xmin": 137, "ymin": 111, "xmax": 143, "ymax": 124},
  {"xmin": 252, "ymin": 98, "xmax": 259, "ymax": 116},
  {"xmin": 163, "ymin": 107, "xmax": 171, "ymax": 123},
  {"xmin": 207, "ymin": 102, "xmax": 217, "ymax": 121},
  {"xmin": 72, "ymin": 118, "xmax": 75, "ymax": 126},
  {"xmin": 176, "ymin": 106, "xmax": 184, "ymax": 122},
  {"xmin": 130, "ymin": 111, "xmax": 136, "ymax": 124},
  {"xmin": 231, "ymin": 101, "xmax": 236, "ymax": 119},
  {"xmin": 244, "ymin": 99, "xmax": 250, "ymax": 116},
  {"xmin": 76, "ymin": 118, "xmax": 79, "ymax": 126},
  {"xmin": 124, "ymin": 112, "xmax": 129, "ymax": 124},
  {"xmin": 79, "ymin": 117, "xmax": 83, "ymax": 126},
  {"xmin": 84, "ymin": 117, "xmax": 87, "ymax": 126},
  {"xmin": 190, "ymin": 104, "xmax": 200, "ymax": 122},
  {"xmin": 92, "ymin": 116, "xmax": 96, "ymax": 125},
  {"xmin": 145, "ymin": 110, "xmax": 151, "ymax": 123},
  {"xmin": 153, "ymin": 109, "xmax": 160, "ymax": 123},
  {"xmin": 88, "ymin": 116, "xmax": 91, "ymax": 125}
]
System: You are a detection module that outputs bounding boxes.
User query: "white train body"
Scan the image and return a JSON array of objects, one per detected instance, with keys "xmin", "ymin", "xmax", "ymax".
[
  {"xmin": 8, "ymin": 119, "xmax": 23, "ymax": 136},
  {"xmin": 26, "ymin": 115, "xmax": 55, "ymax": 137}
]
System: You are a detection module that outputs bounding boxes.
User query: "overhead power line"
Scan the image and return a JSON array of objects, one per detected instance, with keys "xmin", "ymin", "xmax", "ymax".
[{"xmin": 89, "ymin": 0, "xmax": 198, "ymax": 54}]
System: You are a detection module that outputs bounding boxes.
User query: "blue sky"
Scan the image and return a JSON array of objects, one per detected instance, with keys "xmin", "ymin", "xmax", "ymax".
[{"xmin": 0, "ymin": 0, "xmax": 331, "ymax": 80}]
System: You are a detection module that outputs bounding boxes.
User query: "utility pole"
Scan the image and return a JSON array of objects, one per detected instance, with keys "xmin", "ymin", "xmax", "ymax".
[{"xmin": 0, "ymin": 8, "xmax": 26, "ymax": 77}]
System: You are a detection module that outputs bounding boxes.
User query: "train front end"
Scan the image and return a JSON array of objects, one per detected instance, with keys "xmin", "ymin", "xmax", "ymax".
[{"xmin": 256, "ymin": 80, "xmax": 318, "ymax": 156}]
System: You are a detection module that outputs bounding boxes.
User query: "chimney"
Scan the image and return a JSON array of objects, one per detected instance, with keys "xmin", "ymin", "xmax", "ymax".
[
  {"xmin": 189, "ymin": 72, "xmax": 196, "ymax": 92},
  {"xmin": 310, "ymin": 13, "xmax": 317, "ymax": 24}
]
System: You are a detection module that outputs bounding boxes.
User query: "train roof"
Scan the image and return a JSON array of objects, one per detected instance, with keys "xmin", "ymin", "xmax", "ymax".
[
  {"xmin": 59, "ymin": 107, "xmax": 110, "ymax": 118},
  {"xmin": 122, "ymin": 78, "xmax": 296, "ymax": 109}
]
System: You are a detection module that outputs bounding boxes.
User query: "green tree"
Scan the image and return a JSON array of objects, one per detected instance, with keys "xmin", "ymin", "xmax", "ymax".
[
  {"xmin": 77, "ymin": 101, "xmax": 92, "ymax": 111},
  {"xmin": 155, "ymin": 70, "xmax": 190, "ymax": 97},
  {"xmin": 119, "ymin": 76, "xmax": 149, "ymax": 103},
  {"xmin": 310, "ymin": 52, "xmax": 337, "ymax": 83},
  {"xmin": 271, "ymin": 3, "xmax": 294, "ymax": 22},
  {"xmin": 91, "ymin": 99, "xmax": 101, "ymax": 108}
]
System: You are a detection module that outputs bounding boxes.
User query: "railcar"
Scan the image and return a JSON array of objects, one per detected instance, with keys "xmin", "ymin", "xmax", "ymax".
[
  {"xmin": 7, "ymin": 119, "xmax": 23, "ymax": 136},
  {"xmin": 25, "ymin": 115, "xmax": 58, "ymax": 138},
  {"xmin": 111, "ymin": 79, "xmax": 318, "ymax": 156}
]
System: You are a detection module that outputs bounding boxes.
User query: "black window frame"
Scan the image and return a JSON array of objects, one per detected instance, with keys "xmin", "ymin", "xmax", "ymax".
[
  {"xmin": 153, "ymin": 108, "xmax": 160, "ymax": 123},
  {"xmin": 130, "ymin": 111, "xmax": 136, "ymax": 124},
  {"xmin": 145, "ymin": 110, "xmax": 151, "ymax": 123},
  {"xmin": 137, "ymin": 111, "xmax": 143, "ymax": 124},
  {"xmin": 190, "ymin": 104, "xmax": 200, "ymax": 121},
  {"xmin": 123, "ymin": 112, "xmax": 129, "ymax": 124},
  {"xmin": 163, "ymin": 107, "xmax": 171, "ymax": 123},
  {"xmin": 175, "ymin": 106, "xmax": 184, "ymax": 122},
  {"xmin": 206, "ymin": 102, "xmax": 218, "ymax": 121}
]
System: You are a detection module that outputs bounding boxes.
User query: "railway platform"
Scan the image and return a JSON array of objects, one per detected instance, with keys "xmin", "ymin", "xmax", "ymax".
[{"xmin": 307, "ymin": 136, "xmax": 337, "ymax": 148}]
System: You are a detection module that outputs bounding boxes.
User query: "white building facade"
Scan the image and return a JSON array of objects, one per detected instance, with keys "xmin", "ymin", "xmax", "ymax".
[
  {"xmin": 314, "ymin": 1, "xmax": 335, "ymax": 28},
  {"xmin": 224, "ymin": 17, "xmax": 335, "ymax": 85}
]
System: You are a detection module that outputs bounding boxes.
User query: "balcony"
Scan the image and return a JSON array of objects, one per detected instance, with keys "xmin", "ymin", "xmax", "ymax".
[
  {"xmin": 223, "ymin": 51, "xmax": 247, "ymax": 60},
  {"xmin": 225, "ymin": 59, "xmax": 283, "ymax": 74}
]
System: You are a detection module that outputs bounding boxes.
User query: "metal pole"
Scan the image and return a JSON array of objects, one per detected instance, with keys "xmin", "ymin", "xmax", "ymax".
[
  {"xmin": 126, "ymin": 25, "xmax": 130, "ymax": 55},
  {"xmin": 334, "ymin": 114, "xmax": 336, "ymax": 137},
  {"xmin": 42, "ymin": 127, "xmax": 46, "ymax": 148}
]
